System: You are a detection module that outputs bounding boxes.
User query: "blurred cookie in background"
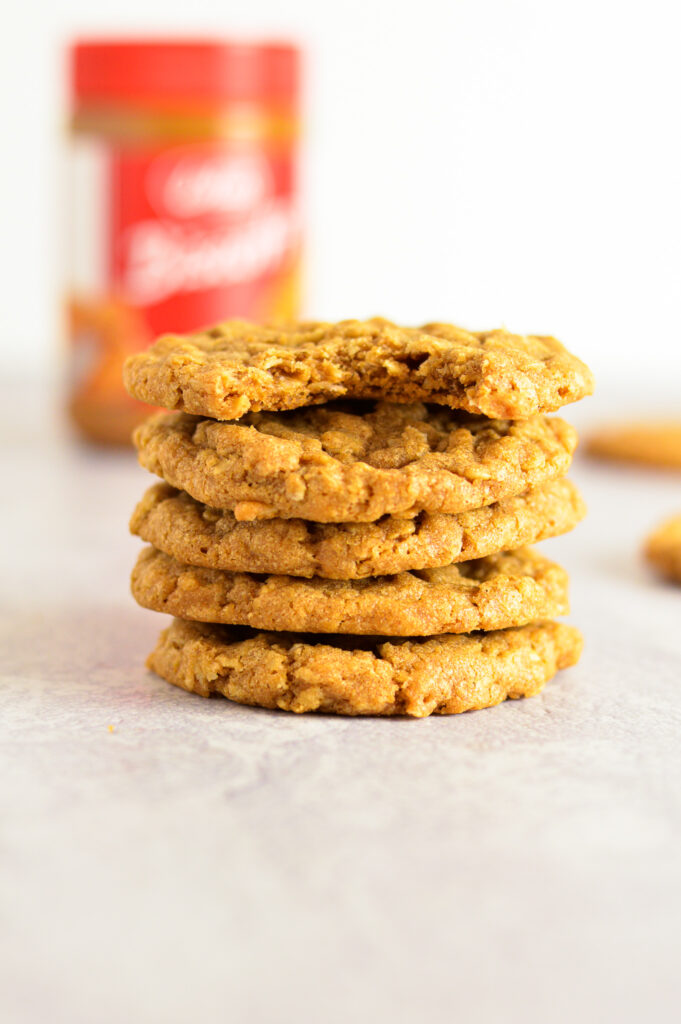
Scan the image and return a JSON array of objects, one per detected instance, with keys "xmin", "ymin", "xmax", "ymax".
[
  {"xmin": 586, "ymin": 421, "xmax": 681, "ymax": 470},
  {"xmin": 644, "ymin": 514, "xmax": 681, "ymax": 583}
]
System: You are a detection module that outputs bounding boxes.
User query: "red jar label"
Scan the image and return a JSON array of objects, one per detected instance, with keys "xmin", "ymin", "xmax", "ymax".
[
  {"xmin": 111, "ymin": 141, "xmax": 299, "ymax": 332},
  {"xmin": 66, "ymin": 136, "xmax": 300, "ymax": 441}
]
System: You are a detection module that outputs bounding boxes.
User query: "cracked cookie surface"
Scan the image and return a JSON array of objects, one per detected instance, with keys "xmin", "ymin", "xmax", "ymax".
[
  {"xmin": 133, "ymin": 402, "xmax": 577, "ymax": 522},
  {"xmin": 130, "ymin": 545, "xmax": 569, "ymax": 635},
  {"xmin": 147, "ymin": 618, "xmax": 583, "ymax": 717},
  {"xmin": 131, "ymin": 479, "xmax": 585, "ymax": 578},
  {"xmin": 123, "ymin": 317, "xmax": 594, "ymax": 421}
]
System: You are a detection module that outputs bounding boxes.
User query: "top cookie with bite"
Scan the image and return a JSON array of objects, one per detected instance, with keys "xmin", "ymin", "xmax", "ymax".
[{"xmin": 124, "ymin": 317, "xmax": 594, "ymax": 421}]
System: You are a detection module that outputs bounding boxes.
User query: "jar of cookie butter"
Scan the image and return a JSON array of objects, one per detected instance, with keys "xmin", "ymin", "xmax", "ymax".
[{"xmin": 65, "ymin": 39, "xmax": 301, "ymax": 443}]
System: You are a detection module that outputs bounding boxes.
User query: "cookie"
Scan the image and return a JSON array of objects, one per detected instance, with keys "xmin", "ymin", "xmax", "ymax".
[
  {"xmin": 130, "ymin": 545, "xmax": 569, "ymax": 635},
  {"xmin": 133, "ymin": 402, "xmax": 577, "ymax": 522},
  {"xmin": 131, "ymin": 479, "xmax": 586, "ymax": 579},
  {"xmin": 587, "ymin": 421, "xmax": 681, "ymax": 470},
  {"xmin": 147, "ymin": 618, "xmax": 583, "ymax": 717},
  {"xmin": 644, "ymin": 514, "xmax": 681, "ymax": 582},
  {"xmin": 123, "ymin": 317, "xmax": 594, "ymax": 421}
]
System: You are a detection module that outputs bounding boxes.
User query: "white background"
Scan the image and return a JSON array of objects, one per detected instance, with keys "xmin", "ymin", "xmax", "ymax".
[{"xmin": 1, "ymin": 0, "xmax": 680, "ymax": 388}]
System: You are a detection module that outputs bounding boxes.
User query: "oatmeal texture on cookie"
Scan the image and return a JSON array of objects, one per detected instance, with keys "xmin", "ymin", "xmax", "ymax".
[
  {"xmin": 147, "ymin": 618, "xmax": 583, "ymax": 717},
  {"xmin": 130, "ymin": 545, "xmax": 569, "ymax": 635},
  {"xmin": 133, "ymin": 402, "xmax": 578, "ymax": 522},
  {"xmin": 131, "ymin": 479, "xmax": 585, "ymax": 578},
  {"xmin": 123, "ymin": 317, "xmax": 594, "ymax": 421},
  {"xmin": 644, "ymin": 514, "xmax": 681, "ymax": 582}
]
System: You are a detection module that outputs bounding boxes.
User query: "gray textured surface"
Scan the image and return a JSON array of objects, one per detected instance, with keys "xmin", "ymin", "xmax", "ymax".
[{"xmin": 1, "ymin": 383, "xmax": 680, "ymax": 1024}]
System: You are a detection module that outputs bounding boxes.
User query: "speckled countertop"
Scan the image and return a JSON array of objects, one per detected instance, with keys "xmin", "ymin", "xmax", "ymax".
[{"xmin": 1, "ymin": 380, "xmax": 680, "ymax": 1024}]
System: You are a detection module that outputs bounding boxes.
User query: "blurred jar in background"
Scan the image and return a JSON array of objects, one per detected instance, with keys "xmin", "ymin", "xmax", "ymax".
[{"xmin": 65, "ymin": 39, "xmax": 301, "ymax": 443}]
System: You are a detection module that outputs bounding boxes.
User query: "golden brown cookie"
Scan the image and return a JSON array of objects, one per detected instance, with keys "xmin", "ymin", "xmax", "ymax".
[
  {"xmin": 644, "ymin": 514, "xmax": 681, "ymax": 582},
  {"xmin": 130, "ymin": 545, "xmax": 569, "ymax": 635},
  {"xmin": 131, "ymin": 479, "xmax": 585, "ymax": 579},
  {"xmin": 133, "ymin": 402, "xmax": 577, "ymax": 522},
  {"xmin": 586, "ymin": 421, "xmax": 681, "ymax": 470},
  {"xmin": 123, "ymin": 318, "xmax": 593, "ymax": 421},
  {"xmin": 148, "ymin": 618, "xmax": 583, "ymax": 717}
]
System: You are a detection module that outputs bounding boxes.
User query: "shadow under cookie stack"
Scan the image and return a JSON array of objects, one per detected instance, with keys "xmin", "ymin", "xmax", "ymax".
[{"xmin": 124, "ymin": 319, "xmax": 594, "ymax": 718}]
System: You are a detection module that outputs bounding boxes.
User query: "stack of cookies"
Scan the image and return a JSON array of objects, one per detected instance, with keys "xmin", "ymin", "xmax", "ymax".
[{"xmin": 124, "ymin": 319, "xmax": 594, "ymax": 717}]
